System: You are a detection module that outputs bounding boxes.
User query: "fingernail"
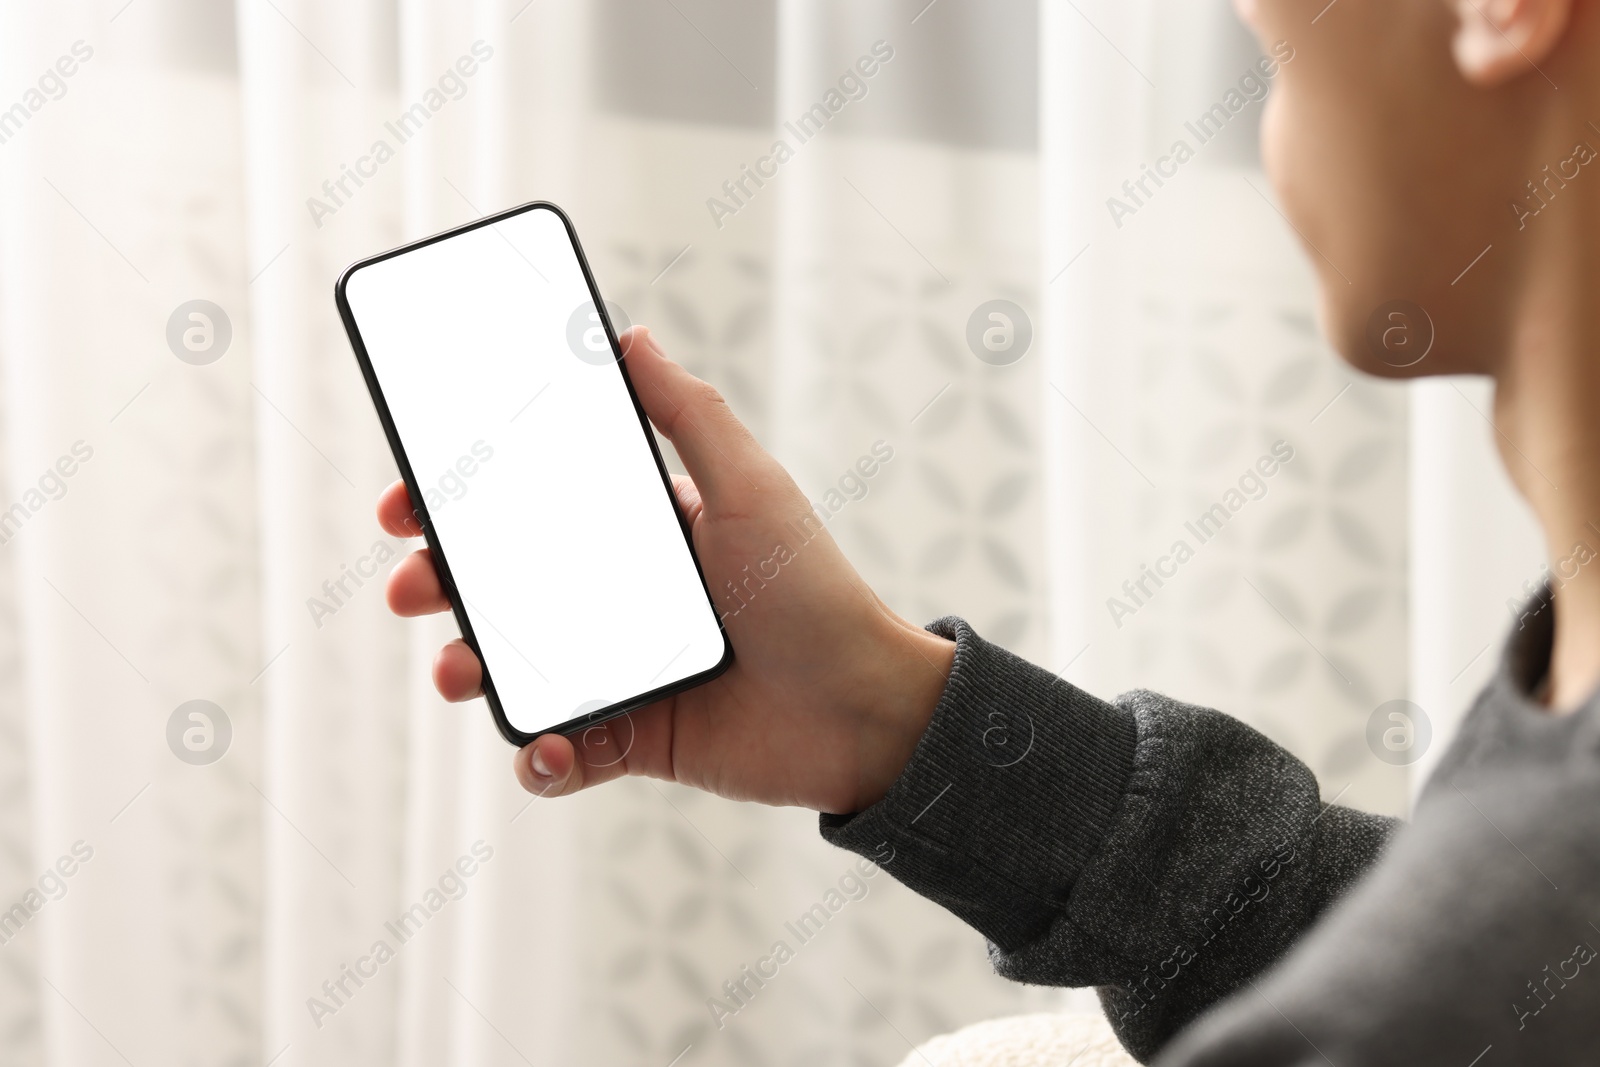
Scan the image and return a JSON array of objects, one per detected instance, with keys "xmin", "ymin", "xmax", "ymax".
[
  {"xmin": 623, "ymin": 326, "xmax": 658, "ymax": 359},
  {"xmin": 530, "ymin": 745, "xmax": 554, "ymax": 779}
]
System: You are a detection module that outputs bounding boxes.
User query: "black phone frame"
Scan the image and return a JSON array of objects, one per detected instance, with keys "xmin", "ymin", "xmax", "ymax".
[{"xmin": 334, "ymin": 200, "xmax": 733, "ymax": 749}]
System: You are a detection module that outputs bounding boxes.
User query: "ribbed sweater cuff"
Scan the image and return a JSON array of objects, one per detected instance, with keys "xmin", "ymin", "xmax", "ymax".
[{"xmin": 819, "ymin": 617, "xmax": 1137, "ymax": 951}]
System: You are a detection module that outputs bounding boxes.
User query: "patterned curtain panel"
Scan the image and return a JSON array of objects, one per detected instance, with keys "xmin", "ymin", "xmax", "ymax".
[
  {"xmin": 1040, "ymin": 0, "xmax": 1538, "ymax": 817},
  {"xmin": 0, "ymin": 1, "xmax": 1538, "ymax": 1066}
]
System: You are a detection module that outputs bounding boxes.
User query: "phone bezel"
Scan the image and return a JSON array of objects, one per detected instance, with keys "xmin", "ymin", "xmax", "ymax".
[{"xmin": 334, "ymin": 200, "xmax": 734, "ymax": 749}]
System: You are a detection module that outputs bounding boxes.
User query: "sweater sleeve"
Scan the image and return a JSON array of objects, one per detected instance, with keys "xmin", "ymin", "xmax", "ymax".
[{"xmin": 819, "ymin": 617, "xmax": 1398, "ymax": 1064}]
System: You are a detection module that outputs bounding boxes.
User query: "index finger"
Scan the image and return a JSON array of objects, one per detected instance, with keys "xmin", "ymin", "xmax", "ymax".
[{"xmin": 376, "ymin": 479, "xmax": 424, "ymax": 537}]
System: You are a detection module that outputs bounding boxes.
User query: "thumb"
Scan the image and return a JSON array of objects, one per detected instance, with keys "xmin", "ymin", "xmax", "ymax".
[{"xmin": 621, "ymin": 326, "xmax": 769, "ymax": 505}]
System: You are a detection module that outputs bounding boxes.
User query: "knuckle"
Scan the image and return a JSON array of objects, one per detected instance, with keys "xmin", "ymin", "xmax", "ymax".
[{"xmin": 689, "ymin": 378, "xmax": 726, "ymax": 410}]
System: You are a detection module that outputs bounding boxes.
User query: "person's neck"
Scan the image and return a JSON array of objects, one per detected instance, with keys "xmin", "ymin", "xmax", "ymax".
[{"xmin": 1493, "ymin": 153, "xmax": 1600, "ymax": 711}]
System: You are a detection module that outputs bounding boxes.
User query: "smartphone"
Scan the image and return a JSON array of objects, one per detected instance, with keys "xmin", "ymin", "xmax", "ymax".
[{"xmin": 335, "ymin": 201, "xmax": 732, "ymax": 746}]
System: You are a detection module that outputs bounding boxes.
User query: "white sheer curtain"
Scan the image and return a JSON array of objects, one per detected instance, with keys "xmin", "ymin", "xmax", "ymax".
[
  {"xmin": 1044, "ymin": 0, "xmax": 1423, "ymax": 810},
  {"xmin": 0, "ymin": 1, "xmax": 1538, "ymax": 1065},
  {"xmin": 1044, "ymin": 0, "xmax": 1538, "ymax": 813}
]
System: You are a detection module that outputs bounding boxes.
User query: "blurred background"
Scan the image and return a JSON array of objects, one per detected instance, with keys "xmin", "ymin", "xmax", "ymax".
[{"xmin": 0, "ymin": 0, "xmax": 1546, "ymax": 1064}]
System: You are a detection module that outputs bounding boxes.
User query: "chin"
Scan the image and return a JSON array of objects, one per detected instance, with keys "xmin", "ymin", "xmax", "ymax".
[
  {"xmin": 1324, "ymin": 305, "xmax": 1477, "ymax": 380},
  {"xmin": 1315, "ymin": 271, "xmax": 1470, "ymax": 381}
]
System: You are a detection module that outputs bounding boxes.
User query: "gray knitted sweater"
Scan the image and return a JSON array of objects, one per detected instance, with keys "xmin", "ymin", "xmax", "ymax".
[{"xmin": 821, "ymin": 605, "xmax": 1600, "ymax": 1065}]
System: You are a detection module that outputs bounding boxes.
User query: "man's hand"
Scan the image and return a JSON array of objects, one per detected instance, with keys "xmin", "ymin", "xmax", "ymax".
[{"xmin": 378, "ymin": 326, "xmax": 954, "ymax": 814}]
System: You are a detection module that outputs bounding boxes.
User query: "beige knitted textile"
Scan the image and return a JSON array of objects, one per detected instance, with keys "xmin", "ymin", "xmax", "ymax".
[{"xmin": 894, "ymin": 1012, "xmax": 1138, "ymax": 1067}]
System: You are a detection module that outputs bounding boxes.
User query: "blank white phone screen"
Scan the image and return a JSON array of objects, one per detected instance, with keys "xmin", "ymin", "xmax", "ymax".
[{"xmin": 342, "ymin": 205, "xmax": 726, "ymax": 737}]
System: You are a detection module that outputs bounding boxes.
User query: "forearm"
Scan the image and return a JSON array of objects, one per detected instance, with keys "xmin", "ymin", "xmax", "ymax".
[
  {"xmin": 819, "ymin": 617, "xmax": 1139, "ymax": 949},
  {"xmin": 820, "ymin": 618, "xmax": 1398, "ymax": 1062}
]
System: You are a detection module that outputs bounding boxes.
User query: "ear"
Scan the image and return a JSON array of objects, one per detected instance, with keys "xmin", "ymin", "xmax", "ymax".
[{"xmin": 1451, "ymin": 0, "xmax": 1572, "ymax": 86}]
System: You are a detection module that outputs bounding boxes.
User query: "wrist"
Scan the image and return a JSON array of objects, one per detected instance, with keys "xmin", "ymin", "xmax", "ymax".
[{"xmin": 847, "ymin": 617, "xmax": 955, "ymax": 811}]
